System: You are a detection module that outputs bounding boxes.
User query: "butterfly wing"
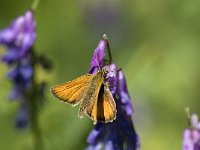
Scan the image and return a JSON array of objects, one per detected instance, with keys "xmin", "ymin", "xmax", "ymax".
[
  {"xmin": 86, "ymin": 83, "xmax": 117, "ymax": 124},
  {"xmin": 101, "ymin": 84, "xmax": 116, "ymax": 123},
  {"xmin": 78, "ymin": 72, "xmax": 103, "ymax": 118},
  {"xmin": 51, "ymin": 74, "xmax": 95, "ymax": 106}
]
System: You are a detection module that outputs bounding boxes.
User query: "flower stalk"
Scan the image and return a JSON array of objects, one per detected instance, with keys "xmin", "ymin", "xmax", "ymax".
[
  {"xmin": 103, "ymin": 34, "xmax": 112, "ymax": 64},
  {"xmin": 28, "ymin": 49, "xmax": 43, "ymax": 150},
  {"xmin": 86, "ymin": 35, "xmax": 140, "ymax": 150},
  {"xmin": 0, "ymin": 9, "xmax": 51, "ymax": 150},
  {"xmin": 31, "ymin": 0, "xmax": 40, "ymax": 11}
]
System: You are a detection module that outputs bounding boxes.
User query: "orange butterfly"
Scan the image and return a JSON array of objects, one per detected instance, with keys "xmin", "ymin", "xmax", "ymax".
[{"xmin": 51, "ymin": 69, "xmax": 116, "ymax": 124}]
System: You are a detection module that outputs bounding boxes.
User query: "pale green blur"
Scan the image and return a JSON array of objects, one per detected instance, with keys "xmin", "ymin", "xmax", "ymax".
[{"xmin": 0, "ymin": 0, "xmax": 200, "ymax": 150}]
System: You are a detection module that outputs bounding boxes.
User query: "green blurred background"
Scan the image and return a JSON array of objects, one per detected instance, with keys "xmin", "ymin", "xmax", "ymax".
[{"xmin": 0, "ymin": 0, "xmax": 200, "ymax": 150}]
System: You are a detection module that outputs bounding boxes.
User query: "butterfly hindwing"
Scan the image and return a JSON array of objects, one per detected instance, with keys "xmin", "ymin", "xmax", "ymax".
[
  {"xmin": 51, "ymin": 74, "xmax": 95, "ymax": 105},
  {"xmin": 101, "ymin": 84, "xmax": 116, "ymax": 122},
  {"xmin": 86, "ymin": 83, "xmax": 116, "ymax": 124}
]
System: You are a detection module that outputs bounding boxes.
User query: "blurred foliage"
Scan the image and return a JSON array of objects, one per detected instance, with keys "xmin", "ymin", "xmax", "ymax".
[{"xmin": 0, "ymin": 0, "xmax": 200, "ymax": 150}]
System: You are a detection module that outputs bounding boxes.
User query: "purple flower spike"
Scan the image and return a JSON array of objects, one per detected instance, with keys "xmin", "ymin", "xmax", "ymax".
[
  {"xmin": 86, "ymin": 37, "xmax": 139, "ymax": 150},
  {"xmin": 0, "ymin": 10, "xmax": 36, "ymax": 64},
  {"xmin": 0, "ymin": 10, "xmax": 36, "ymax": 129},
  {"xmin": 0, "ymin": 8, "xmax": 49, "ymax": 132},
  {"xmin": 7, "ymin": 62, "xmax": 33, "ymax": 87},
  {"xmin": 118, "ymin": 70, "xmax": 133, "ymax": 115},
  {"xmin": 91, "ymin": 39, "xmax": 107, "ymax": 66},
  {"xmin": 183, "ymin": 113, "xmax": 200, "ymax": 150},
  {"xmin": 104, "ymin": 64, "xmax": 118, "ymax": 94},
  {"xmin": 86, "ymin": 95, "xmax": 140, "ymax": 149},
  {"xmin": 8, "ymin": 86, "xmax": 23, "ymax": 100},
  {"xmin": 15, "ymin": 102, "xmax": 29, "ymax": 129},
  {"xmin": 89, "ymin": 39, "xmax": 107, "ymax": 73}
]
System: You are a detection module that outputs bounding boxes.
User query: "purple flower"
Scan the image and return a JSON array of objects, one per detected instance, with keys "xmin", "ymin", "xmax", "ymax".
[
  {"xmin": 89, "ymin": 39, "xmax": 107, "ymax": 74},
  {"xmin": 0, "ymin": 11, "xmax": 36, "ymax": 129},
  {"xmin": 0, "ymin": 10, "xmax": 36, "ymax": 64},
  {"xmin": 183, "ymin": 113, "xmax": 200, "ymax": 150},
  {"xmin": 15, "ymin": 101, "xmax": 29, "ymax": 129},
  {"xmin": 117, "ymin": 70, "xmax": 133, "ymax": 115},
  {"xmin": 104, "ymin": 64, "xmax": 118, "ymax": 95},
  {"xmin": 6, "ymin": 59, "xmax": 33, "ymax": 129},
  {"xmin": 7, "ymin": 58, "xmax": 33, "ymax": 100},
  {"xmin": 86, "ymin": 37, "xmax": 140, "ymax": 150},
  {"xmin": 7, "ymin": 59, "xmax": 33, "ymax": 87}
]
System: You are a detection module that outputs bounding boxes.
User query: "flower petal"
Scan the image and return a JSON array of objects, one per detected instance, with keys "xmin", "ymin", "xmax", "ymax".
[
  {"xmin": 117, "ymin": 70, "xmax": 133, "ymax": 115},
  {"xmin": 89, "ymin": 39, "xmax": 107, "ymax": 73}
]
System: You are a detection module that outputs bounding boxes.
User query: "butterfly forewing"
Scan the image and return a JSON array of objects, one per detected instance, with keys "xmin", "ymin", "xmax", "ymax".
[{"xmin": 51, "ymin": 74, "xmax": 95, "ymax": 105}]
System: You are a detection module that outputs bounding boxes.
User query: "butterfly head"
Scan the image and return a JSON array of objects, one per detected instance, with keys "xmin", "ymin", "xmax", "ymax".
[{"xmin": 97, "ymin": 68, "xmax": 108, "ymax": 78}]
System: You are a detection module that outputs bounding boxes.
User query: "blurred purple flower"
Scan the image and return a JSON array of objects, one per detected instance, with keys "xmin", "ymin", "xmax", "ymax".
[
  {"xmin": 7, "ymin": 57, "xmax": 33, "ymax": 99},
  {"xmin": 7, "ymin": 60, "xmax": 33, "ymax": 86},
  {"xmin": 0, "ymin": 11, "xmax": 36, "ymax": 129},
  {"xmin": 0, "ymin": 10, "xmax": 51, "ymax": 130},
  {"xmin": 183, "ymin": 113, "xmax": 200, "ymax": 150},
  {"xmin": 0, "ymin": 10, "xmax": 36, "ymax": 64},
  {"xmin": 86, "ymin": 37, "xmax": 140, "ymax": 150},
  {"xmin": 15, "ymin": 101, "xmax": 29, "ymax": 129},
  {"xmin": 83, "ymin": 3, "xmax": 128, "ymax": 45}
]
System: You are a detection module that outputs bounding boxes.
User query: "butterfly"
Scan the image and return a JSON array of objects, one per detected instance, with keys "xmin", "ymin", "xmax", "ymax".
[{"xmin": 50, "ymin": 69, "xmax": 117, "ymax": 124}]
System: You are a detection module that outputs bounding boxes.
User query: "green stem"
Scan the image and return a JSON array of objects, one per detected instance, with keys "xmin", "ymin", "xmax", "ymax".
[
  {"xmin": 29, "ymin": 48, "xmax": 43, "ymax": 150},
  {"xmin": 31, "ymin": 0, "xmax": 40, "ymax": 11},
  {"xmin": 185, "ymin": 107, "xmax": 191, "ymax": 127},
  {"xmin": 103, "ymin": 34, "xmax": 112, "ymax": 64}
]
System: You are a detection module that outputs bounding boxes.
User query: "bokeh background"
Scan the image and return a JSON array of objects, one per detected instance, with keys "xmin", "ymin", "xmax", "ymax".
[{"xmin": 0, "ymin": 0, "xmax": 200, "ymax": 150}]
